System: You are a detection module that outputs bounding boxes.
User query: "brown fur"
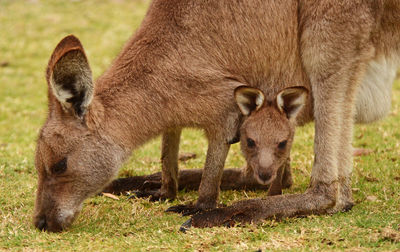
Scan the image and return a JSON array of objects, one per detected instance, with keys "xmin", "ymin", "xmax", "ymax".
[{"xmin": 34, "ymin": 0, "xmax": 400, "ymax": 231}]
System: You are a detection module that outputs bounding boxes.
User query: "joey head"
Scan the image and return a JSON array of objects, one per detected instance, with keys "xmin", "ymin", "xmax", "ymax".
[{"xmin": 235, "ymin": 86, "xmax": 308, "ymax": 195}]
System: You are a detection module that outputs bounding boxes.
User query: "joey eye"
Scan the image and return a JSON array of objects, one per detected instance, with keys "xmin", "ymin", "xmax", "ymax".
[
  {"xmin": 51, "ymin": 158, "xmax": 67, "ymax": 175},
  {"xmin": 247, "ymin": 138, "xmax": 256, "ymax": 148},
  {"xmin": 278, "ymin": 140, "xmax": 287, "ymax": 150}
]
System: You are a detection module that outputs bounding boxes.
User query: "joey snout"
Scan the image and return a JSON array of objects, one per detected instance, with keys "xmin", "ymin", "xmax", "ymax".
[
  {"xmin": 256, "ymin": 169, "xmax": 275, "ymax": 184},
  {"xmin": 252, "ymin": 150, "xmax": 279, "ymax": 185},
  {"xmin": 254, "ymin": 167, "xmax": 278, "ymax": 185}
]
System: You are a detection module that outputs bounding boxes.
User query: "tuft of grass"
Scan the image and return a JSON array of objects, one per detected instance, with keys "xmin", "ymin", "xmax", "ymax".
[{"xmin": 0, "ymin": 1, "xmax": 399, "ymax": 250}]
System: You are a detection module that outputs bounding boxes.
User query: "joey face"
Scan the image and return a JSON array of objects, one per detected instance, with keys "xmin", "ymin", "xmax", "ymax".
[
  {"xmin": 234, "ymin": 85, "xmax": 308, "ymax": 185},
  {"xmin": 240, "ymin": 108, "xmax": 294, "ymax": 185},
  {"xmin": 33, "ymin": 35, "xmax": 125, "ymax": 232}
]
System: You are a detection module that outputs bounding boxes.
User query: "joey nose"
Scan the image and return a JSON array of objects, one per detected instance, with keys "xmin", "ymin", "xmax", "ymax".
[
  {"xmin": 258, "ymin": 171, "xmax": 272, "ymax": 183},
  {"xmin": 35, "ymin": 216, "xmax": 47, "ymax": 231}
]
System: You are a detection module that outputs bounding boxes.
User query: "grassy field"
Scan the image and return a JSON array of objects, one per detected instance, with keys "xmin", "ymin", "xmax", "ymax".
[{"xmin": 0, "ymin": 0, "xmax": 399, "ymax": 250}]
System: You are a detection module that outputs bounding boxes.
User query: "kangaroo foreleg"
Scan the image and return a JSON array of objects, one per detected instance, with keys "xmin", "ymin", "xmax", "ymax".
[
  {"xmin": 267, "ymin": 163, "xmax": 285, "ymax": 196},
  {"xmin": 166, "ymin": 133, "xmax": 231, "ymax": 214},
  {"xmin": 159, "ymin": 128, "xmax": 182, "ymax": 199},
  {"xmin": 126, "ymin": 128, "xmax": 182, "ymax": 201},
  {"xmin": 281, "ymin": 157, "xmax": 293, "ymax": 189}
]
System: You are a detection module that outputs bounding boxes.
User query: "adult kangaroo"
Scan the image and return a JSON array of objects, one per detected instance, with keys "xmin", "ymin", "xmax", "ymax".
[
  {"xmin": 34, "ymin": 0, "xmax": 399, "ymax": 231},
  {"xmin": 105, "ymin": 76, "xmax": 394, "ymax": 198},
  {"xmin": 184, "ymin": 1, "xmax": 400, "ymax": 228}
]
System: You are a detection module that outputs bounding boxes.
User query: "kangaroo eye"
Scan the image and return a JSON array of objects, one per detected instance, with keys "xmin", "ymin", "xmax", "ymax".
[
  {"xmin": 278, "ymin": 140, "xmax": 287, "ymax": 150},
  {"xmin": 247, "ymin": 138, "xmax": 256, "ymax": 148},
  {"xmin": 51, "ymin": 158, "xmax": 67, "ymax": 175}
]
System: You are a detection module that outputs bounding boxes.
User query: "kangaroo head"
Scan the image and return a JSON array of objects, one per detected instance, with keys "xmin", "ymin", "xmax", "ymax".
[
  {"xmin": 235, "ymin": 86, "xmax": 308, "ymax": 185},
  {"xmin": 33, "ymin": 35, "xmax": 124, "ymax": 232}
]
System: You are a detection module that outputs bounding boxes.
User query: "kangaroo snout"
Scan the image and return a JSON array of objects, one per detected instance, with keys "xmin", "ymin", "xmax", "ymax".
[
  {"xmin": 34, "ymin": 192, "xmax": 81, "ymax": 232},
  {"xmin": 34, "ymin": 213, "xmax": 64, "ymax": 232},
  {"xmin": 34, "ymin": 208, "xmax": 78, "ymax": 232},
  {"xmin": 34, "ymin": 215, "xmax": 47, "ymax": 231}
]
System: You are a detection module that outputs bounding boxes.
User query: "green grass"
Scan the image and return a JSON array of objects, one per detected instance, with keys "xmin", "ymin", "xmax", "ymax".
[{"xmin": 0, "ymin": 0, "xmax": 399, "ymax": 250}]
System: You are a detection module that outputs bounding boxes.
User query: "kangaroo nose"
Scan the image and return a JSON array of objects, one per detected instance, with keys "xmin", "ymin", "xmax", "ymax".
[
  {"xmin": 35, "ymin": 216, "xmax": 47, "ymax": 231},
  {"xmin": 258, "ymin": 171, "xmax": 272, "ymax": 183}
]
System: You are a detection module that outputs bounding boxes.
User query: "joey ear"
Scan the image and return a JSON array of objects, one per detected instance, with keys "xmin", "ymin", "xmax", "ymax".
[
  {"xmin": 276, "ymin": 86, "xmax": 308, "ymax": 121},
  {"xmin": 46, "ymin": 35, "xmax": 94, "ymax": 119},
  {"xmin": 234, "ymin": 86, "xmax": 265, "ymax": 116}
]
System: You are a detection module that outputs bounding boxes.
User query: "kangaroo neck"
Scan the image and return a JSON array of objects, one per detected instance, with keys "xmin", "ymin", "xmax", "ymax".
[{"xmin": 85, "ymin": 39, "xmax": 176, "ymax": 151}]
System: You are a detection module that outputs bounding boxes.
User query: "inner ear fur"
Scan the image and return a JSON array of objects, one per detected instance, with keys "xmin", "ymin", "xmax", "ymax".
[
  {"xmin": 276, "ymin": 86, "xmax": 308, "ymax": 121},
  {"xmin": 234, "ymin": 86, "xmax": 265, "ymax": 116},
  {"xmin": 47, "ymin": 35, "xmax": 94, "ymax": 119}
]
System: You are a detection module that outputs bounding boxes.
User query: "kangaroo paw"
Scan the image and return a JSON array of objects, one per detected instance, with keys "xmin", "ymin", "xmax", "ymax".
[
  {"xmin": 188, "ymin": 200, "xmax": 272, "ymax": 228},
  {"xmin": 129, "ymin": 190, "xmax": 163, "ymax": 201},
  {"xmin": 165, "ymin": 204, "xmax": 204, "ymax": 216},
  {"xmin": 189, "ymin": 206, "xmax": 245, "ymax": 228},
  {"xmin": 102, "ymin": 176, "xmax": 149, "ymax": 194},
  {"xmin": 141, "ymin": 180, "xmax": 162, "ymax": 190}
]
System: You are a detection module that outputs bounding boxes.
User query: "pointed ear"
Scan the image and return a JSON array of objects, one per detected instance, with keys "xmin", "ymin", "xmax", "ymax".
[
  {"xmin": 234, "ymin": 86, "xmax": 265, "ymax": 116},
  {"xmin": 276, "ymin": 86, "xmax": 308, "ymax": 121},
  {"xmin": 46, "ymin": 35, "xmax": 94, "ymax": 119}
]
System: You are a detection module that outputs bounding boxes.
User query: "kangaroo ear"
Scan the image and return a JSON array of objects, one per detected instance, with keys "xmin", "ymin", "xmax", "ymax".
[
  {"xmin": 46, "ymin": 35, "xmax": 93, "ymax": 119},
  {"xmin": 276, "ymin": 86, "xmax": 308, "ymax": 121},
  {"xmin": 234, "ymin": 86, "xmax": 265, "ymax": 116}
]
